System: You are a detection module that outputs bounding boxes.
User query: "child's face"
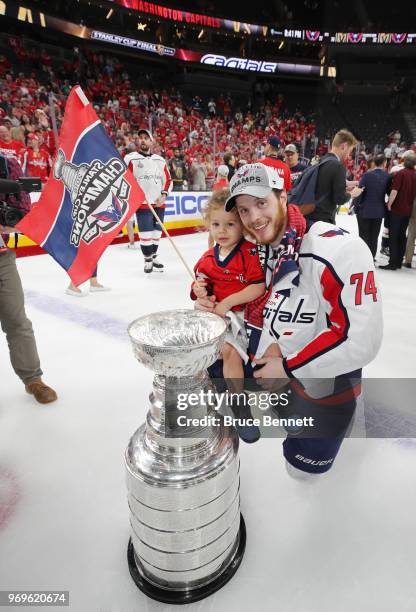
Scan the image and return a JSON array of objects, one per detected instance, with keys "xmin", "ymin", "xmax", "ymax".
[{"xmin": 209, "ymin": 208, "xmax": 243, "ymax": 250}]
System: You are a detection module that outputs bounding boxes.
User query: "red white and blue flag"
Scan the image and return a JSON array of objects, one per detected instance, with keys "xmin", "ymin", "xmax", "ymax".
[{"xmin": 17, "ymin": 86, "xmax": 145, "ymax": 285}]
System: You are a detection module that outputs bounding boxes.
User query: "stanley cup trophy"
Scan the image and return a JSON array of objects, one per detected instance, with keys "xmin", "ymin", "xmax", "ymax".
[
  {"xmin": 54, "ymin": 149, "xmax": 89, "ymax": 200},
  {"xmin": 126, "ymin": 310, "xmax": 246, "ymax": 604}
]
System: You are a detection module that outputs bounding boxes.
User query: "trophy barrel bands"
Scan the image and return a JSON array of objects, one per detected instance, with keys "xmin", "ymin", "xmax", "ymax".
[
  {"xmin": 131, "ymin": 510, "xmax": 240, "ymax": 577},
  {"xmin": 125, "ymin": 424, "xmax": 239, "ymax": 511},
  {"xmin": 127, "ymin": 476, "xmax": 240, "ymax": 531},
  {"xmin": 129, "ymin": 485, "xmax": 240, "ymax": 553},
  {"xmin": 126, "ymin": 424, "xmax": 242, "ymax": 594},
  {"xmin": 127, "ymin": 515, "xmax": 246, "ymax": 604}
]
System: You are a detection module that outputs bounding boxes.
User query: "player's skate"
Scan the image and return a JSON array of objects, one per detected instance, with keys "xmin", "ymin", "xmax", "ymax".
[
  {"xmin": 144, "ymin": 258, "xmax": 153, "ymax": 274},
  {"xmin": 152, "ymin": 256, "xmax": 164, "ymax": 271}
]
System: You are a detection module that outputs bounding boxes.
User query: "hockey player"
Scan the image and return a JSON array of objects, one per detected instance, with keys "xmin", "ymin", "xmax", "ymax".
[
  {"xmin": 124, "ymin": 129, "xmax": 172, "ymax": 273},
  {"xmin": 196, "ymin": 163, "xmax": 383, "ymax": 477}
]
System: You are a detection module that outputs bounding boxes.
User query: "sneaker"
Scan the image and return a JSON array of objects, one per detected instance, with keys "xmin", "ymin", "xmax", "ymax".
[
  {"xmin": 25, "ymin": 379, "xmax": 57, "ymax": 404},
  {"xmin": 144, "ymin": 258, "xmax": 153, "ymax": 274},
  {"xmin": 65, "ymin": 288, "xmax": 87, "ymax": 297},
  {"xmin": 152, "ymin": 256, "xmax": 164, "ymax": 271},
  {"xmin": 90, "ymin": 285, "xmax": 111, "ymax": 292}
]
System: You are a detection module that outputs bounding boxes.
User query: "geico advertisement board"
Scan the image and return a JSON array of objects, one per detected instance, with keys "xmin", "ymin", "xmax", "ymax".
[
  {"xmin": 30, "ymin": 190, "xmax": 208, "ymax": 225},
  {"xmin": 164, "ymin": 191, "xmax": 209, "ymax": 228}
]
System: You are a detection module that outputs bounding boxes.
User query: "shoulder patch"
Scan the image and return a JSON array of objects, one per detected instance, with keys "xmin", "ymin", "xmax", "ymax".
[{"xmin": 319, "ymin": 228, "xmax": 350, "ymax": 238}]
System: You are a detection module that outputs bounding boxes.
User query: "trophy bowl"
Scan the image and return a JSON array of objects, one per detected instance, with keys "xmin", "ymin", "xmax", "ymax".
[{"xmin": 128, "ymin": 309, "xmax": 227, "ymax": 377}]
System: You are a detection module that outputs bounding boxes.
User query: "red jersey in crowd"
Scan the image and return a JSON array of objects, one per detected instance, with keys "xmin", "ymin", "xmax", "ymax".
[
  {"xmin": 23, "ymin": 148, "xmax": 51, "ymax": 183},
  {"xmin": 257, "ymin": 156, "xmax": 292, "ymax": 192},
  {"xmin": 212, "ymin": 178, "xmax": 229, "ymax": 191},
  {"xmin": 0, "ymin": 140, "xmax": 25, "ymax": 165},
  {"xmin": 191, "ymin": 239, "xmax": 264, "ymax": 312}
]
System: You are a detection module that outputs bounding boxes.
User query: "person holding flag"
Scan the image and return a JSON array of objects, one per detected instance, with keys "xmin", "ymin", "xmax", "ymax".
[
  {"xmin": 17, "ymin": 86, "xmax": 148, "ymax": 288},
  {"xmin": 124, "ymin": 129, "xmax": 172, "ymax": 274}
]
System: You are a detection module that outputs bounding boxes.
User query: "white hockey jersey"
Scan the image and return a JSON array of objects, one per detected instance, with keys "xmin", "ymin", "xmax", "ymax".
[
  {"xmin": 123, "ymin": 151, "xmax": 171, "ymax": 207},
  {"xmin": 257, "ymin": 221, "xmax": 383, "ymax": 379}
]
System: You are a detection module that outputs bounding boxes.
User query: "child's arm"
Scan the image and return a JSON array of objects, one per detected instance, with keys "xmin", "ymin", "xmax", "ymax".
[{"xmin": 214, "ymin": 282, "xmax": 265, "ymax": 317}]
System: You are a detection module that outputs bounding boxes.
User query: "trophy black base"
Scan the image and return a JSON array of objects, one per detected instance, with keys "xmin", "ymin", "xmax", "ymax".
[{"xmin": 127, "ymin": 514, "xmax": 246, "ymax": 605}]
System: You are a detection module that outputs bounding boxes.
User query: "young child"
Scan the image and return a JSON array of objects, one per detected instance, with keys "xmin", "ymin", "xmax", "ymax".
[
  {"xmin": 191, "ymin": 189, "xmax": 281, "ymax": 441},
  {"xmin": 192, "ymin": 189, "xmax": 266, "ymax": 378}
]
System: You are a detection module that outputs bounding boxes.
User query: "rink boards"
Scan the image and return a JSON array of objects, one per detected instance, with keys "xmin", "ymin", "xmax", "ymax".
[
  {"xmin": 9, "ymin": 191, "xmax": 349, "ymax": 256},
  {"xmin": 10, "ymin": 191, "xmax": 210, "ymax": 256}
]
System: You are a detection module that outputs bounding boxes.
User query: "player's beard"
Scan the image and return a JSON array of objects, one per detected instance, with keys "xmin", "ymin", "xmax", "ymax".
[
  {"xmin": 139, "ymin": 143, "xmax": 150, "ymax": 154},
  {"xmin": 246, "ymin": 206, "xmax": 287, "ymax": 245}
]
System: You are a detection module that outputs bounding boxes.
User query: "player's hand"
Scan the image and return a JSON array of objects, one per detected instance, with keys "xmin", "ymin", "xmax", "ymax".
[
  {"xmin": 156, "ymin": 194, "xmax": 167, "ymax": 207},
  {"xmin": 350, "ymin": 186, "xmax": 364, "ymax": 198},
  {"xmin": 213, "ymin": 300, "xmax": 231, "ymax": 318},
  {"xmin": 193, "ymin": 280, "xmax": 208, "ymax": 298},
  {"xmin": 346, "ymin": 180, "xmax": 359, "ymax": 191},
  {"xmin": 253, "ymin": 356, "xmax": 289, "ymax": 390},
  {"xmin": 194, "ymin": 295, "xmax": 216, "ymax": 312}
]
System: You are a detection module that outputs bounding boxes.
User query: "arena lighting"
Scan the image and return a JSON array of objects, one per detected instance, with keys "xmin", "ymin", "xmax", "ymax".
[
  {"xmin": 137, "ymin": 22, "xmax": 146, "ymax": 30},
  {"xmin": 278, "ymin": 40, "xmax": 284, "ymax": 49},
  {"xmin": 198, "ymin": 29, "xmax": 204, "ymax": 39},
  {"xmin": 2, "ymin": 1, "xmax": 416, "ymax": 45},
  {"xmin": 106, "ymin": 7, "xmax": 113, "ymax": 18}
]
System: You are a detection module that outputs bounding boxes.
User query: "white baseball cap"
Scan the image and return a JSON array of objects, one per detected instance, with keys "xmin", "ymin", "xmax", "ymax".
[
  {"xmin": 284, "ymin": 144, "xmax": 297, "ymax": 154},
  {"xmin": 217, "ymin": 164, "xmax": 229, "ymax": 176},
  {"xmin": 225, "ymin": 163, "xmax": 284, "ymax": 211}
]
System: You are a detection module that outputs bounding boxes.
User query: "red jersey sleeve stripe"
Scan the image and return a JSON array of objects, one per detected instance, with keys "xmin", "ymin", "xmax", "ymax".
[
  {"xmin": 163, "ymin": 163, "xmax": 172, "ymax": 192},
  {"xmin": 286, "ymin": 260, "xmax": 350, "ymax": 372}
]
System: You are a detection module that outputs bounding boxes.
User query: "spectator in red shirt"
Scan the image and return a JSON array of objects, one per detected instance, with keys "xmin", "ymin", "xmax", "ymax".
[
  {"xmin": 0, "ymin": 124, "xmax": 25, "ymax": 164},
  {"xmin": 257, "ymin": 136, "xmax": 292, "ymax": 192},
  {"xmin": 23, "ymin": 134, "xmax": 51, "ymax": 183}
]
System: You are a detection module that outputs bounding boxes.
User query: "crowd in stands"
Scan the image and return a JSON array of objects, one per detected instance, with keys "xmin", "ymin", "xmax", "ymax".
[{"xmin": 1, "ymin": 39, "xmax": 415, "ymax": 192}]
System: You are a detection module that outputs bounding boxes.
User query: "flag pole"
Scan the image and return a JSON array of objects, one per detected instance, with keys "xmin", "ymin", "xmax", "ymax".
[{"xmin": 146, "ymin": 202, "xmax": 196, "ymax": 281}]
